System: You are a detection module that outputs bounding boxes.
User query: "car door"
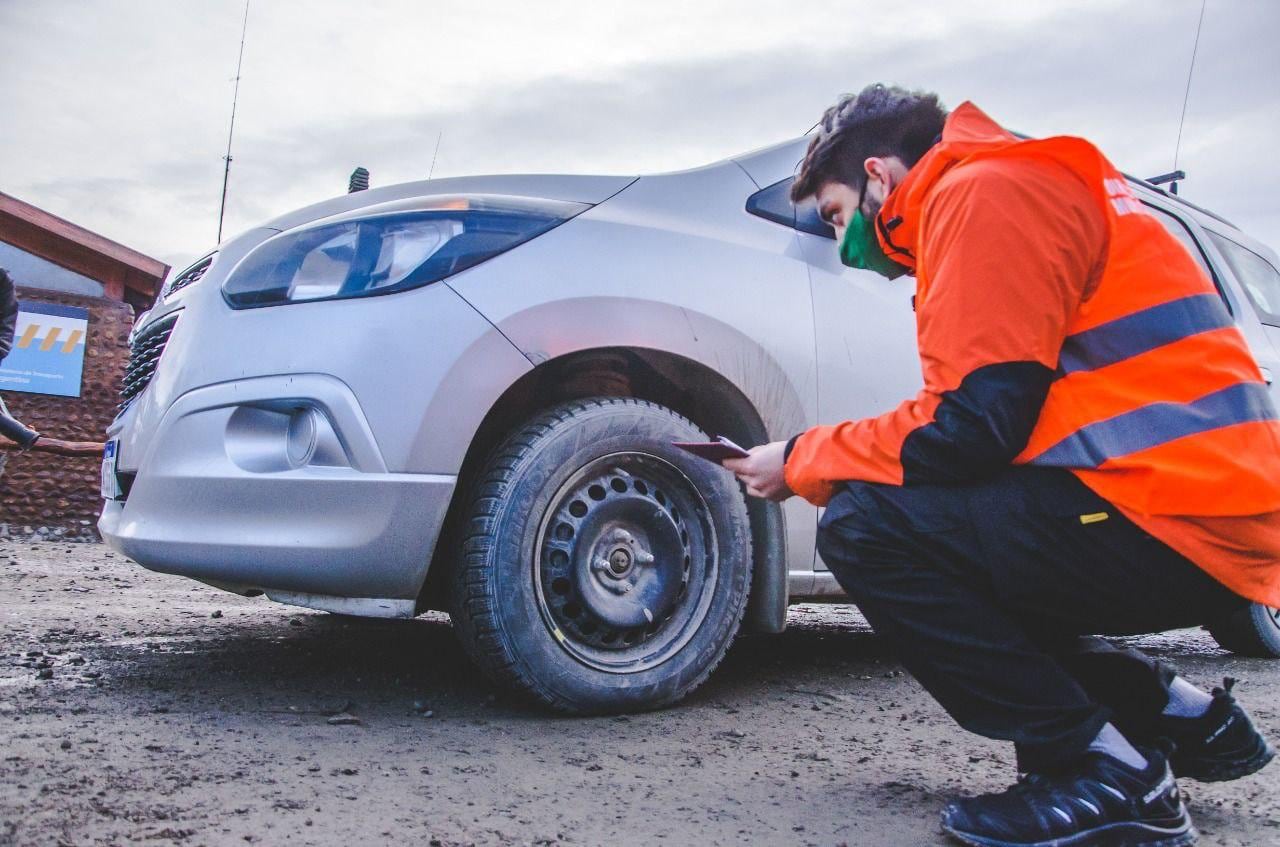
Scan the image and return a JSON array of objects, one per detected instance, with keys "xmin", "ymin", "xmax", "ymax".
[
  {"xmin": 744, "ymin": 175, "xmax": 921, "ymax": 592},
  {"xmin": 797, "ymin": 206, "xmax": 921, "ymax": 586}
]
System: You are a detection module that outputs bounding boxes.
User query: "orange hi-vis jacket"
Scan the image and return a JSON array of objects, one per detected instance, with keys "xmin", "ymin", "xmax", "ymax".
[{"xmin": 784, "ymin": 101, "xmax": 1280, "ymax": 605}]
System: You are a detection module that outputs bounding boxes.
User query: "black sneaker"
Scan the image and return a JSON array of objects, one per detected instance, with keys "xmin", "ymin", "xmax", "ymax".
[
  {"xmin": 941, "ymin": 747, "xmax": 1195, "ymax": 847},
  {"xmin": 1157, "ymin": 677, "xmax": 1274, "ymax": 782}
]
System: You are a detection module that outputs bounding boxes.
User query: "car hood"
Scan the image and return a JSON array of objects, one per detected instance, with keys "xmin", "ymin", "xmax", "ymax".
[{"xmin": 246, "ymin": 173, "xmax": 637, "ymax": 241}]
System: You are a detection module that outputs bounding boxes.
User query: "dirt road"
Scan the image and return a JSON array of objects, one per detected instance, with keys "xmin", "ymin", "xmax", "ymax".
[{"xmin": 2, "ymin": 540, "xmax": 1278, "ymax": 846}]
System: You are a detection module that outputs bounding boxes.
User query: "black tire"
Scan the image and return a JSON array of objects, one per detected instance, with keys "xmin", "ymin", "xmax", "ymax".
[
  {"xmin": 450, "ymin": 397, "xmax": 752, "ymax": 714},
  {"xmin": 1208, "ymin": 603, "xmax": 1280, "ymax": 658}
]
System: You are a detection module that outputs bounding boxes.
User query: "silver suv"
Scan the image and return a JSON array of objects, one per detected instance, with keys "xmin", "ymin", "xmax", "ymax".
[{"xmin": 99, "ymin": 136, "xmax": 1280, "ymax": 712}]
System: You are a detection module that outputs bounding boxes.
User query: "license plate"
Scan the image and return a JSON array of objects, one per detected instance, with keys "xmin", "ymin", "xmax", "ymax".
[{"xmin": 100, "ymin": 440, "xmax": 121, "ymax": 500}]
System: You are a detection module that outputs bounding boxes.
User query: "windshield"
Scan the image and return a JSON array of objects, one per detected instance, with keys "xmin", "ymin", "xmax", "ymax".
[{"xmin": 1208, "ymin": 232, "xmax": 1280, "ymax": 328}]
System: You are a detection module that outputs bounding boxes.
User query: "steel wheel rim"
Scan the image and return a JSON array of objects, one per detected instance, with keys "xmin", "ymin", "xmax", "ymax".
[{"xmin": 532, "ymin": 451, "xmax": 718, "ymax": 673}]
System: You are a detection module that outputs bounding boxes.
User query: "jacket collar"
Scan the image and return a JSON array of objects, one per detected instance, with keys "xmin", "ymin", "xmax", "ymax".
[{"xmin": 876, "ymin": 101, "xmax": 1019, "ymax": 272}]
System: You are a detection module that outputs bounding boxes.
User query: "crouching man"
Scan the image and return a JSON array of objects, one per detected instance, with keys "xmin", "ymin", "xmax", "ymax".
[{"xmin": 725, "ymin": 84, "xmax": 1279, "ymax": 847}]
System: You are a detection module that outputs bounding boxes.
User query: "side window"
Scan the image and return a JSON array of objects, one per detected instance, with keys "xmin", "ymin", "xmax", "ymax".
[
  {"xmin": 1207, "ymin": 232, "xmax": 1280, "ymax": 328},
  {"xmin": 1145, "ymin": 204, "xmax": 1214, "ymax": 276},
  {"xmin": 1144, "ymin": 203, "xmax": 1231, "ymax": 313},
  {"xmin": 746, "ymin": 176, "xmax": 835, "ymax": 239}
]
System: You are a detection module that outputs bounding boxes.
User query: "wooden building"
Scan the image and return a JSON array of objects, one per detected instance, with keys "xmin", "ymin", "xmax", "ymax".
[{"xmin": 0, "ymin": 191, "xmax": 169, "ymax": 539}]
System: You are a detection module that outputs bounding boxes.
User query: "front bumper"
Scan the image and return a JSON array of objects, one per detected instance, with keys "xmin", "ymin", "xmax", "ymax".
[{"xmin": 98, "ymin": 373, "xmax": 456, "ymax": 605}]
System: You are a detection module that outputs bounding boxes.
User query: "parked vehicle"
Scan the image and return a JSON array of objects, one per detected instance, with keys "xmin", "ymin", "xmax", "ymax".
[{"xmin": 99, "ymin": 135, "xmax": 1280, "ymax": 712}]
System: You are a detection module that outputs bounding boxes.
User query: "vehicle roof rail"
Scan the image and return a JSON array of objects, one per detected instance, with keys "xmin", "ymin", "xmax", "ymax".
[{"xmin": 1146, "ymin": 170, "xmax": 1186, "ymax": 187}]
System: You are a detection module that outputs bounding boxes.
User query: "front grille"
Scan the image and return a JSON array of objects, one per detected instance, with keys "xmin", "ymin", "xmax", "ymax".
[
  {"xmin": 165, "ymin": 255, "xmax": 213, "ymax": 297},
  {"xmin": 119, "ymin": 312, "xmax": 179, "ymax": 411}
]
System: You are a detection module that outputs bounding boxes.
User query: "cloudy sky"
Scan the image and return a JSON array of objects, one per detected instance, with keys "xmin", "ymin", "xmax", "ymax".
[{"xmin": 2, "ymin": 0, "xmax": 1277, "ymax": 274}]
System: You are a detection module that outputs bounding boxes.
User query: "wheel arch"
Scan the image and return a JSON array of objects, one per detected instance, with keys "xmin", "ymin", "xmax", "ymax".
[{"xmin": 418, "ymin": 345, "xmax": 789, "ymax": 633}]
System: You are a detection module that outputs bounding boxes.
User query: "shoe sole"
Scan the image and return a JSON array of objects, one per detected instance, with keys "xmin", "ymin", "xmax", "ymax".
[
  {"xmin": 1175, "ymin": 737, "xmax": 1274, "ymax": 783},
  {"xmin": 942, "ymin": 819, "xmax": 1197, "ymax": 847}
]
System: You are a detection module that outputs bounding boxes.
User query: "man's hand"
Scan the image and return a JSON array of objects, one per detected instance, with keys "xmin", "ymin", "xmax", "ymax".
[{"xmin": 722, "ymin": 440, "xmax": 794, "ymax": 501}]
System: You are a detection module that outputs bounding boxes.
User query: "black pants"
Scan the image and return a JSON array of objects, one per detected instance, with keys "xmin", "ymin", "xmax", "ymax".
[{"xmin": 816, "ymin": 466, "xmax": 1248, "ymax": 772}]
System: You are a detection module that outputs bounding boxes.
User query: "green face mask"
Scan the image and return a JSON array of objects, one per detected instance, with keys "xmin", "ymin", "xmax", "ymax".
[{"xmin": 838, "ymin": 209, "xmax": 908, "ymax": 280}]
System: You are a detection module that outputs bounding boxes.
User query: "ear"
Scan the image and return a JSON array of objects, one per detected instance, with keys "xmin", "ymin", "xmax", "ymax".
[{"xmin": 862, "ymin": 157, "xmax": 890, "ymax": 183}]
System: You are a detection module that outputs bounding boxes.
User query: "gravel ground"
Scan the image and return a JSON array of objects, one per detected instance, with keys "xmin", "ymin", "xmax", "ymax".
[{"xmin": 2, "ymin": 539, "xmax": 1278, "ymax": 847}]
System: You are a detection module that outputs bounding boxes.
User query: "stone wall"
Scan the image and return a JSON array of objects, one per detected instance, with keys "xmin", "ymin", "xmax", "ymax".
[{"xmin": 0, "ymin": 286, "xmax": 134, "ymax": 540}]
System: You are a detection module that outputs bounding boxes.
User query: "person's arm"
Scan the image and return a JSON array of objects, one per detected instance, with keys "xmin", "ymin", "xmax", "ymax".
[
  {"xmin": 0, "ymin": 437, "xmax": 104, "ymax": 456},
  {"xmin": 0, "ymin": 271, "xmax": 17, "ymax": 362},
  {"xmin": 783, "ymin": 158, "xmax": 1107, "ymax": 506}
]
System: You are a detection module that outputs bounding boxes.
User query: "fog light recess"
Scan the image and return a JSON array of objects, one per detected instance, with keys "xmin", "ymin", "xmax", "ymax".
[{"xmin": 286, "ymin": 408, "xmax": 318, "ymax": 468}]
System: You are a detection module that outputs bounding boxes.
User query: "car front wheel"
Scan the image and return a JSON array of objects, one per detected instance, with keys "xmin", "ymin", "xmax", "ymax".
[{"xmin": 449, "ymin": 397, "xmax": 752, "ymax": 713}]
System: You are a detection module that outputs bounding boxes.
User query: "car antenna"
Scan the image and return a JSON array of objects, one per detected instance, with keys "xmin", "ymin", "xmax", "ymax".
[
  {"xmin": 429, "ymin": 131, "xmax": 443, "ymax": 180},
  {"xmin": 1167, "ymin": 0, "xmax": 1207, "ymax": 196},
  {"xmin": 217, "ymin": 0, "xmax": 251, "ymax": 244}
]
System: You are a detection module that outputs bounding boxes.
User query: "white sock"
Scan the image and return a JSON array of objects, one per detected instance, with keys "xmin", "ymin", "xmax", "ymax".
[
  {"xmin": 1163, "ymin": 676, "xmax": 1214, "ymax": 718},
  {"xmin": 1087, "ymin": 722, "xmax": 1148, "ymax": 770}
]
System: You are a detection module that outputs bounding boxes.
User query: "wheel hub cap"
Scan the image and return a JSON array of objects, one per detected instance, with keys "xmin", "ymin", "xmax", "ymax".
[{"xmin": 535, "ymin": 452, "xmax": 716, "ymax": 669}]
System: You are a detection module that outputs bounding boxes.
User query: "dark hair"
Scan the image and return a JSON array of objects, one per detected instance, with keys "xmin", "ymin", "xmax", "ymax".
[{"xmin": 791, "ymin": 84, "xmax": 946, "ymax": 203}]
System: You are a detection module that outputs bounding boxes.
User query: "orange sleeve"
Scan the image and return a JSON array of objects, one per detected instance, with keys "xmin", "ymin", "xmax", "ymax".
[{"xmin": 784, "ymin": 156, "xmax": 1107, "ymax": 505}]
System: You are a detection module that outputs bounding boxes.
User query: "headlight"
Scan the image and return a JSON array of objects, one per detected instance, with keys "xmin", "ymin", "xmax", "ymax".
[{"xmin": 222, "ymin": 194, "xmax": 588, "ymax": 308}]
